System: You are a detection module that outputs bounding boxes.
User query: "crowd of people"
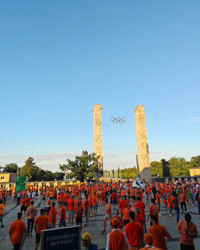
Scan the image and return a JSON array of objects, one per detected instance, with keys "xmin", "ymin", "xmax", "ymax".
[{"xmin": 0, "ymin": 179, "xmax": 199, "ymax": 250}]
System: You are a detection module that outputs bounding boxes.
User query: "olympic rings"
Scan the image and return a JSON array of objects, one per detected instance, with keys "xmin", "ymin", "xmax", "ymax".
[{"xmin": 110, "ymin": 117, "xmax": 127, "ymax": 124}]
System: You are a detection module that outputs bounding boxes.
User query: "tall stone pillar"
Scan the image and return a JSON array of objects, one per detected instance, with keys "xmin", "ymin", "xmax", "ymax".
[
  {"xmin": 93, "ymin": 104, "xmax": 103, "ymax": 171},
  {"xmin": 134, "ymin": 105, "xmax": 151, "ymax": 181}
]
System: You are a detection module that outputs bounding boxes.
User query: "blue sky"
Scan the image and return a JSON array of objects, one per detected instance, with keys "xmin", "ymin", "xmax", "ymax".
[{"xmin": 0, "ymin": 0, "xmax": 200, "ymax": 172}]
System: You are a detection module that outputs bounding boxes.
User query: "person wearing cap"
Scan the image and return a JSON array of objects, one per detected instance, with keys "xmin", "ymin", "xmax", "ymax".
[
  {"xmin": 177, "ymin": 213, "xmax": 198, "ymax": 250},
  {"xmin": 149, "ymin": 215, "xmax": 171, "ymax": 250},
  {"xmin": 81, "ymin": 232, "xmax": 98, "ymax": 250},
  {"xmin": 140, "ymin": 233, "xmax": 162, "ymax": 250},
  {"xmin": 106, "ymin": 218, "xmax": 129, "ymax": 250}
]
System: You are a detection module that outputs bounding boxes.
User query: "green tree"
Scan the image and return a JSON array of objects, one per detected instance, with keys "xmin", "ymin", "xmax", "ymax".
[
  {"xmin": 169, "ymin": 157, "xmax": 189, "ymax": 177},
  {"xmin": 189, "ymin": 156, "xmax": 200, "ymax": 168},
  {"xmin": 3, "ymin": 163, "xmax": 18, "ymax": 173},
  {"xmin": 21, "ymin": 157, "xmax": 40, "ymax": 181},
  {"xmin": 59, "ymin": 150, "xmax": 100, "ymax": 182},
  {"xmin": 151, "ymin": 161, "xmax": 163, "ymax": 177}
]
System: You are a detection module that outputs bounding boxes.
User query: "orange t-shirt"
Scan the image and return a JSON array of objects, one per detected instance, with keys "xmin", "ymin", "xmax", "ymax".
[
  {"xmin": 48, "ymin": 207, "xmax": 57, "ymax": 224},
  {"xmin": 177, "ymin": 219, "xmax": 198, "ymax": 246},
  {"xmin": 60, "ymin": 207, "xmax": 66, "ymax": 220},
  {"xmin": 149, "ymin": 223, "xmax": 171, "ymax": 250},
  {"xmin": 67, "ymin": 198, "xmax": 74, "ymax": 210},
  {"xmin": 35, "ymin": 215, "xmax": 48, "ymax": 234},
  {"xmin": 180, "ymin": 193, "xmax": 186, "ymax": 203},
  {"xmin": 84, "ymin": 200, "xmax": 89, "ymax": 211},
  {"xmin": 125, "ymin": 221, "xmax": 143, "ymax": 247},
  {"xmin": 121, "ymin": 190, "xmax": 126, "ymax": 196},
  {"xmin": 0, "ymin": 204, "xmax": 5, "ymax": 215},
  {"xmin": 123, "ymin": 208, "xmax": 131, "ymax": 220},
  {"xmin": 9, "ymin": 220, "xmax": 26, "ymax": 244},
  {"xmin": 149, "ymin": 204, "xmax": 160, "ymax": 224}
]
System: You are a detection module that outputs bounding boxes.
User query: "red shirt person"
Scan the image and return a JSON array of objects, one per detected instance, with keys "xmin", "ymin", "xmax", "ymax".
[
  {"xmin": 125, "ymin": 211, "xmax": 143, "ymax": 248},
  {"xmin": 48, "ymin": 202, "xmax": 57, "ymax": 228}
]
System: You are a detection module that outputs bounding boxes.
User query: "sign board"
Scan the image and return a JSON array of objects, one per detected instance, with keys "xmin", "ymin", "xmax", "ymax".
[
  {"xmin": 41, "ymin": 226, "xmax": 81, "ymax": 250},
  {"xmin": 15, "ymin": 176, "xmax": 27, "ymax": 193}
]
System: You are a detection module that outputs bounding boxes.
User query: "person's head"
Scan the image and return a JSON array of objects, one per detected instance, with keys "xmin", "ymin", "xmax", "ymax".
[
  {"xmin": 48, "ymin": 200, "xmax": 51, "ymax": 206},
  {"xmin": 185, "ymin": 213, "xmax": 192, "ymax": 224},
  {"xmin": 31, "ymin": 200, "xmax": 34, "ymax": 206},
  {"xmin": 114, "ymin": 209, "xmax": 119, "ymax": 215},
  {"xmin": 151, "ymin": 215, "xmax": 159, "ymax": 224},
  {"xmin": 52, "ymin": 202, "xmax": 55, "ymax": 207},
  {"xmin": 0, "ymin": 199, "xmax": 2, "ymax": 204},
  {"xmin": 105, "ymin": 199, "xmax": 108, "ymax": 203},
  {"xmin": 144, "ymin": 233, "xmax": 154, "ymax": 246},
  {"xmin": 17, "ymin": 212, "xmax": 22, "ymax": 219},
  {"xmin": 125, "ymin": 203, "xmax": 129, "ymax": 208},
  {"xmin": 137, "ymin": 197, "xmax": 141, "ymax": 201},
  {"xmin": 111, "ymin": 218, "xmax": 119, "ymax": 229},
  {"xmin": 129, "ymin": 211, "xmax": 135, "ymax": 221},
  {"xmin": 81, "ymin": 232, "xmax": 92, "ymax": 247},
  {"xmin": 132, "ymin": 196, "xmax": 136, "ymax": 201},
  {"xmin": 135, "ymin": 207, "xmax": 141, "ymax": 214},
  {"xmin": 151, "ymin": 198, "xmax": 155, "ymax": 204},
  {"xmin": 40, "ymin": 208, "xmax": 44, "ymax": 215}
]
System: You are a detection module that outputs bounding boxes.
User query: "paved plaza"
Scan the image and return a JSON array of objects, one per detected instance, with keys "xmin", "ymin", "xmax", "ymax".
[{"xmin": 0, "ymin": 195, "xmax": 200, "ymax": 250}]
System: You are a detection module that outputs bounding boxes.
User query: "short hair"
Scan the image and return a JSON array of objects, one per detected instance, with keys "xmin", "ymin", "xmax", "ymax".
[
  {"xmin": 40, "ymin": 208, "xmax": 44, "ymax": 214},
  {"xmin": 151, "ymin": 199, "xmax": 155, "ymax": 204},
  {"xmin": 113, "ymin": 224, "xmax": 118, "ymax": 229},
  {"xmin": 185, "ymin": 213, "xmax": 192, "ymax": 222},
  {"xmin": 31, "ymin": 200, "xmax": 34, "ymax": 205},
  {"xmin": 52, "ymin": 202, "xmax": 55, "ymax": 207},
  {"xmin": 105, "ymin": 199, "xmax": 108, "ymax": 202},
  {"xmin": 151, "ymin": 215, "xmax": 158, "ymax": 223},
  {"xmin": 17, "ymin": 212, "xmax": 22, "ymax": 219},
  {"xmin": 135, "ymin": 207, "xmax": 141, "ymax": 214},
  {"xmin": 129, "ymin": 211, "xmax": 135, "ymax": 220},
  {"xmin": 137, "ymin": 197, "xmax": 141, "ymax": 201}
]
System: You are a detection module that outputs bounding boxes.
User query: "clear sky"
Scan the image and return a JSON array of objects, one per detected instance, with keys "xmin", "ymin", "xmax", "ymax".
[{"xmin": 0, "ymin": 0, "xmax": 200, "ymax": 172}]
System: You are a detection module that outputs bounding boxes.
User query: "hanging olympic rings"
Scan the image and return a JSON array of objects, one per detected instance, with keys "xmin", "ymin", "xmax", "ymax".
[{"xmin": 110, "ymin": 117, "xmax": 127, "ymax": 124}]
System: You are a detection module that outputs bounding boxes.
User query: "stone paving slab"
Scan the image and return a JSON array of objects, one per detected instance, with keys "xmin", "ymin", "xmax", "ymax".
[{"xmin": 0, "ymin": 197, "xmax": 199, "ymax": 250}]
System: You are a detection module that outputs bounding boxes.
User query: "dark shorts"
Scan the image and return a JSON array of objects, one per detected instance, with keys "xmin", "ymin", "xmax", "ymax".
[
  {"xmin": 24, "ymin": 206, "xmax": 28, "ymax": 211},
  {"xmin": 76, "ymin": 217, "xmax": 82, "ymax": 224},
  {"xmin": 112, "ymin": 199, "xmax": 116, "ymax": 204},
  {"xmin": 36, "ymin": 233, "xmax": 41, "ymax": 243},
  {"xmin": 180, "ymin": 244, "xmax": 195, "ymax": 250},
  {"xmin": 21, "ymin": 205, "xmax": 25, "ymax": 212},
  {"xmin": 42, "ymin": 198, "xmax": 45, "ymax": 200}
]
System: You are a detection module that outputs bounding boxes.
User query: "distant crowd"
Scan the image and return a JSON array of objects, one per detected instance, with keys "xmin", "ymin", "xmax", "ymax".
[{"xmin": 0, "ymin": 179, "xmax": 199, "ymax": 250}]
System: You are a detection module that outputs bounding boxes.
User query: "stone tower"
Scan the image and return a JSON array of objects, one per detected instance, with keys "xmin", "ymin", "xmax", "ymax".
[
  {"xmin": 134, "ymin": 105, "xmax": 151, "ymax": 181},
  {"xmin": 93, "ymin": 104, "xmax": 103, "ymax": 171}
]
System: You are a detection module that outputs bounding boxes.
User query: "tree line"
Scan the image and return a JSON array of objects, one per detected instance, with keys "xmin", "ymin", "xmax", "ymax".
[{"xmin": 0, "ymin": 157, "xmax": 64, "ymax": 181}]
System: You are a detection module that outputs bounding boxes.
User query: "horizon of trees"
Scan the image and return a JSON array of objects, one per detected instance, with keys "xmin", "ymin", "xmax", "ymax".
[{"xmin": 1, "ymin": 155, "xmax": 200, "ymax": 181}]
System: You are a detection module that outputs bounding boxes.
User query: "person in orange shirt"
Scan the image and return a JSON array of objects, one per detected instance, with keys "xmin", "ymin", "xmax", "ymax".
[
  {"xmin": 180, "ymin": 190, "xmax": 187, "ymax": 213},
  {"xmin": 125, "ymin": 211, "xmax": 143, "ymax": 250},
  {"xmin": 84, "ymin": 195, "xmax": 89, "ymax": 226},
  {"xmin": 149, "ymin": 215, "xmax": 172, "ymax": 250},
  {"xmin": 135, "ymin": 197, "xmax": 145, "ymax": 218},
  {"xmin": 106, "ymin": 218, "xmax": 129, "ymax": 250},
  {"xmin": 67, "ymin": 195, "xmax": 75, "ymax": 224},
  {"xmin": 0, "ymin": 199, "xmax": 5, "ymax": 227},
  {"xmin": 48, "ymin": 202, "xmax": 57, "ymax": 228},
  {"xmin": 123, "ymin": 203, "xmax": 131, "ymax": 226},
  {"xmin": 177, "ymin": 213, "xmax": 198, "ymax": 250},
  {"xmin": 34, "ymin": 208, "xmax": 48, "ymax": 250},
  {"xmin": 102, "ymin": 199, "xmax": 112, "ymax": 233},
  {"xmin": 110, "ymin": 209, "xmax": 123, "ymax": 230},
  {"xmin": 147, "ymin": 199, "xmax": 160, "ymax": 226},
  {"xmin": 92, "ymin": 194, "xmax": 98, "ymax": 219},
  {"xmin": 59, "ymin": 202, "xmax": 66, "ymax": 227},
  {"xmin": 140, "ymin": 233, "xmax": 162, "ymax": 250},
  {"xmin": 75, "ymin": 201, "xmax": 83, "ymax": 230},
  {"xmin": 9, "ymin": 212, "xmax": 28, "ymax": 250}
]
